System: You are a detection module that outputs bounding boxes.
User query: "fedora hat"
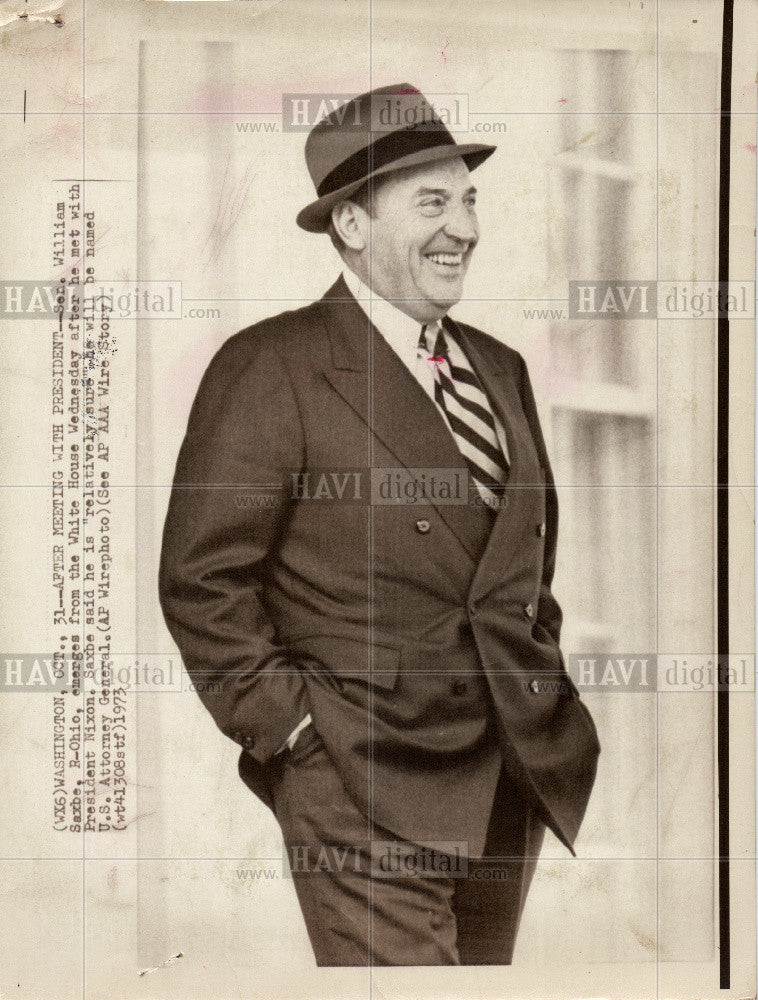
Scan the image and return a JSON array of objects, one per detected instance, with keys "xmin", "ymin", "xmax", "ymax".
[{"xmin": 296, "ymin": 83, "xmax": 496, "ymax": 233}]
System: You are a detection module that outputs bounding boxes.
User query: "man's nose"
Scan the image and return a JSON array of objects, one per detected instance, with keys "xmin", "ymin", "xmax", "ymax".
[{"xmin": 443, "ymin": 203, "xmax": 478, "ymax": 245}]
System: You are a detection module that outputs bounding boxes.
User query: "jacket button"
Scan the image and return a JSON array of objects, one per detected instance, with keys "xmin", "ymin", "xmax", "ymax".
[
  {"xmin": 415, "ymin": 519, "xmax": 431, "ymax": 534},
  {"xmin": 452, "ymin": 680, "xmax": 468, "ymax": 696},
  {"xmin": 524, "ymin": 603, "xmax": 534, "ymax": 619},
  {"xmin": 537, "ymin": 522, "xmax": 546, "ymax": 537},
  {"xmin": 243, "ymin": 736, "xmax": 254, "ymax": 749}
]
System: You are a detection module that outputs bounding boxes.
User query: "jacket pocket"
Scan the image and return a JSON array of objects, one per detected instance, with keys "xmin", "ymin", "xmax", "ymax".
[{"xmin": 288, "ymin": 634, "xmax": 401, "ymax": 691}]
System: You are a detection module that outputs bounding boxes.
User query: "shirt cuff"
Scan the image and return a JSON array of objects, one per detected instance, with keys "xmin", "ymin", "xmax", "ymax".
[{"xmin": 274, "ymin": 713, "xmax": 313, "ymax": 755}]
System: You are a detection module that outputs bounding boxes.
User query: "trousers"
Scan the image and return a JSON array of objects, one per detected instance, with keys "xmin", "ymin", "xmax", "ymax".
[{"xmin": 268, "ymin": 722, "xmax": 545, "ymax": 966}]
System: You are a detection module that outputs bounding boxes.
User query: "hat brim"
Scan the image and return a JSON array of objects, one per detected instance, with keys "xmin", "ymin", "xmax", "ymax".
[{"xmin": 296, "ymin": 142, "xmax": 496, "ymax": 234}]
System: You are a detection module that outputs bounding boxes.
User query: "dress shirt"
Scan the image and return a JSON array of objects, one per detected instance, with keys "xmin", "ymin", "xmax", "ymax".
[{"xmin": 341, "ymin": 268, "xmax": 510, "ymax": 464}]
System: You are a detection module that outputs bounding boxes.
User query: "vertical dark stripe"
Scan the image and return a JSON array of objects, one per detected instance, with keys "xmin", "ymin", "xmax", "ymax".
[{"xmin": 717, "ymin": 0, "xmax": 733, "ymax": 989}]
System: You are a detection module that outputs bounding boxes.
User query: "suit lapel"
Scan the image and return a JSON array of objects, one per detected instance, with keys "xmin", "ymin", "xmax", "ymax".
[{"xmin": 318, "ymin": 278, "xmax": 492, "ymax": 562}]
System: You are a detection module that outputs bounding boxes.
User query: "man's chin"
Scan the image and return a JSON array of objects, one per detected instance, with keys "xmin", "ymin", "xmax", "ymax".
[
  {"xmin": 427, "ymin": 266, "xmax": 467, "ymax": 295},
  {"xmin": 426, "ymin": 285, "xmax": 464, "ymax": 315},
  {"xmin": 397, "ymin": 278, "xmax": 466, "ymax": 322}
]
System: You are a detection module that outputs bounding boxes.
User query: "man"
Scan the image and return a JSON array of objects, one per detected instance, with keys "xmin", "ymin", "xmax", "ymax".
[{"xmin": 159, "ymin": 83, "xmax": 600, "ymax": 966}]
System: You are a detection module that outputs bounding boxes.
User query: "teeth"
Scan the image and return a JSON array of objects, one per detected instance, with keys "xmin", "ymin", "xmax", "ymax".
[{"xmin": 427, "ymin": 252, "xmax": 463, "ymax": 265}]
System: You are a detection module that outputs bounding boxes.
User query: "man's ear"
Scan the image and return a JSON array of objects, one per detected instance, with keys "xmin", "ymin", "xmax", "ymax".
[{"xmin": 331, "ymin": 200, "xmax": 368, "ymax": 252}]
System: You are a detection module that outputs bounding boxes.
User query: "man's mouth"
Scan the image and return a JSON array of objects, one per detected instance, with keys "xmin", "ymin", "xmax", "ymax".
[{"xmin": 425, "ymin": 251, "xmax": 465, "ymax": 267}]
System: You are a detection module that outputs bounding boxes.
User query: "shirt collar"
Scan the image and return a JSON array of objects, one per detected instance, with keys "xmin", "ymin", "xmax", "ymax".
[{"xmin": 341, "ymin": 268, "xmax": 438, "ymax": 373}]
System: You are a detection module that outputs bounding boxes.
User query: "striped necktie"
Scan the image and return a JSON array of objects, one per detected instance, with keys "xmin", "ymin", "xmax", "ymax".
[{"xmin": 419, "ymin": 322, "xmax": 509, "ymax": 509}]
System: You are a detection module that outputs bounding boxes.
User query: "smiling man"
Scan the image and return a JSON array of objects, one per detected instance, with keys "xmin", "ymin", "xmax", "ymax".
[
  {"xmin": 330, "ymin": 155, "xmax": 479, "ymax": 321},
  {"xmin": 159, "ymin": 83, "xmax": 600, "ymax": 967}
]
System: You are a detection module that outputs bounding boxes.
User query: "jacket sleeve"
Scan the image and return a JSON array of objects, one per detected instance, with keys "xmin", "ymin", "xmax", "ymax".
[
  {"xmin": 516, "ymin": 352, "xmax": 564, "ymax": 653},
  {"xmin": 158, "ymin": 329, "xmax": 310, "ymax": 765}
]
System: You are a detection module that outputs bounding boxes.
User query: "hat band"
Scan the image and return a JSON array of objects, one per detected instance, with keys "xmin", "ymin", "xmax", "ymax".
[{"xmin": 315, "ymin": 123, "xmax": 457, "ymax": 199}]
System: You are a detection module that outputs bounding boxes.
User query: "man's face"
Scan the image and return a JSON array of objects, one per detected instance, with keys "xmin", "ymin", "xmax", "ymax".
[{"xmin": 357, "ymin": 157, "xmax": 479, "ymax": 323}]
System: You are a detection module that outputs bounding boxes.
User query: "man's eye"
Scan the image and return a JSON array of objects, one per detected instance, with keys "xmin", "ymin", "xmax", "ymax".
[{"xmin": 419, "ymin": 199, "xmax": 444, "ymax": 213}]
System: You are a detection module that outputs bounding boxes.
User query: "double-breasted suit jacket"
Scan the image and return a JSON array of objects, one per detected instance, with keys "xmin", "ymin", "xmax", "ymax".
[{"xmin": 159, "ymin": 275, "xmax": 600, "ymax": 858}]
